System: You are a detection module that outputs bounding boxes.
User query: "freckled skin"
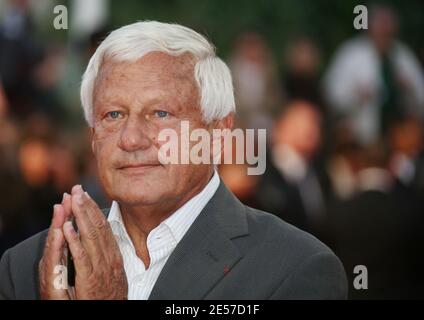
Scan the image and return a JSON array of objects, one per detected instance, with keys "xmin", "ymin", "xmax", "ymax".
[{"xmin": 91, "ymin": 52, "xmax": 232, "ymax": 247}]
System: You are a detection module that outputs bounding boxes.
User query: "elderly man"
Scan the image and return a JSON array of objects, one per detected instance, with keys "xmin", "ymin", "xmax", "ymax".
[{"xmin": 0, "ymin": 21, "xmax": 347, "ymax": 300}]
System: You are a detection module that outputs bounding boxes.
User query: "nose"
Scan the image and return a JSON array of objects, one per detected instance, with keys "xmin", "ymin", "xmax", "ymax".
[{"xmin": 118, "ymin": 115, "xmax": 152, "ymax": 152}]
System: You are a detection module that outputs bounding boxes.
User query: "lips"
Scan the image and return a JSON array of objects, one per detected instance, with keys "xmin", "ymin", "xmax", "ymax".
[{"xmin": 117, "ymin": 163, "xmax": 160, "ymax": 170}]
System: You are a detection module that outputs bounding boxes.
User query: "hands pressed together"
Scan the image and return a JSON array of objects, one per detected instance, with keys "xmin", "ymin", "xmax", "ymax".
[{"xmin": 39, "ymin": 185, "xmax": 128, "ymax": 300}]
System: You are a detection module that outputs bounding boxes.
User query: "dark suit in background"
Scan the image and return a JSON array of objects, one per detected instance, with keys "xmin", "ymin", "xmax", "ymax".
[
  {"xmin": 328, "ymin": 181, "xmax": 424, "ymax": 299},
  {"xmin": 255, "ymin": 157, "xmax": 331, "ymax": 239}
]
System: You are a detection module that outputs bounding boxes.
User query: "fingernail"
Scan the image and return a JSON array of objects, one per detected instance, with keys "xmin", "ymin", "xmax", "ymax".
[
  {"xmin": 72, "ymin": 185, "xmax": 83, "ymax": 194},
  {"xmin": 84, "ymin": 191, "xmax": 91, "ymax": 199},
  {"xmin": 75, "ymin": 194, "xmax": 83, "ymax": 205},
  {"xmin": 62, "ymin": 192, "xmax": 69, "ymax": 204}
]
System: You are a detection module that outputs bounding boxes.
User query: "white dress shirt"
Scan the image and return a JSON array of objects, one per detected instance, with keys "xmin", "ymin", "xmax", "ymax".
[{"xmin": 107, "ymin": 171, "xmax": 220, "ymax": 300}]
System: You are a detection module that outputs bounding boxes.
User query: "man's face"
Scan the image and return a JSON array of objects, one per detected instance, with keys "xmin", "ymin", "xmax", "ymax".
[
  {"xmin": 369, "ymin": 8, "xmax": 398, "ymax": 53},
  {"xmin": 91, "ymin": 52, "xmax": 213, "ymax": 207}
]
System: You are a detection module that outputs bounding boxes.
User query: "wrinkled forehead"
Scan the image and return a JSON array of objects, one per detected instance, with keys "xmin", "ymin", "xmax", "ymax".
[
  {"xmin": 93, "ymin": 52, "xmax": 199, "ymax": 106},
  {"xmin": 96, "ymin": 51, "xmax": 196, "ymax": 85}
]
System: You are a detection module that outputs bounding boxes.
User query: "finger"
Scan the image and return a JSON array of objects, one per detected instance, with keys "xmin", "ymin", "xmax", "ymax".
[
  {"xmin": 70, "ymin": 185, "xmax": 103, "ymax": 258},
  {"xmin": 40, "ymin": 205, "xmax": 69, "ymax": 299},
  {"xmin": 83, "ymin": 191, "xmax": 122, "ymax": 264},
  {"xmin": 81, "ymin": 191, "xmax": 117, "ymax": 250},
  {"xmin": 72, "ymin": 187, "xmax": 120, "ymax": 266},
  {"xmin": 62, "ymin": 192, "xmax": 72, "ymax": 221},
  {"xmin": 63, "ymin": 221, "xmax": 93, "ymax": 278},
  {"xmin": 50, "ymin": 203, "xmax": 66, "ymax": 229},
  {"xmin": 44, "ymin": 204, "xmax": 66, "ymax": 260},
  {"xmin": 40, "ymin": 228, "xmax": 64, "ymax": 279}
]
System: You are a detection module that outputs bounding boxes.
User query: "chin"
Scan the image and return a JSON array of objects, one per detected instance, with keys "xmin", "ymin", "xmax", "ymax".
[{"xmin": 111, "ymin": 186, "xmax": 168, "ymax": 206}]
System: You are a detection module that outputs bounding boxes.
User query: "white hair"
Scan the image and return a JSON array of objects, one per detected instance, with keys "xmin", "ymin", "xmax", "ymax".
[{"xmin": 80, "ymin": 21, "xmax": 235, "ymax": 127}]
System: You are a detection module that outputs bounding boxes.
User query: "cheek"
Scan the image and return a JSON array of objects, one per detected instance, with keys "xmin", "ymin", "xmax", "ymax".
[
  {"xmin": 93, "ymin": 123, "xmax": 120, "ymax": 150},
  {"xmin": 94, "ymin": 120, "xmax": 123, "ymax": 139},
  {"xmin": 92, "ymin": 135, "xmax": 117, "ymax": 172}
]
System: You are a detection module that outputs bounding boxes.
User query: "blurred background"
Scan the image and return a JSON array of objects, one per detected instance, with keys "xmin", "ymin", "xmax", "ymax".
[{"xmin": 1, "ymin": 0, "xmax": 424, "ymax": 299}]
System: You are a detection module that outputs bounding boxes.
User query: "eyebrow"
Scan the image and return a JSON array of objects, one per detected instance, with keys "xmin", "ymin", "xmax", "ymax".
[{"xmin": 94, "ymin": 94, "xmax": 180, "ymax": 114}]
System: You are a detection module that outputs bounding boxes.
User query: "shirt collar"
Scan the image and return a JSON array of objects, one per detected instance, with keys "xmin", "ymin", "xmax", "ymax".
[{"xmin": 108, "ymin": 170, "xmax": 220, "ymax": 246}]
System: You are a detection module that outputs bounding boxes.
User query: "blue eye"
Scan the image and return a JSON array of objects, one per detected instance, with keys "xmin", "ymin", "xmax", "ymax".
[
  {"xmin": 155, "ymin": 110, "xmax": 169, "ymax": 118},
  {"xmin": 107, "ymin": 111, "xmax": 123, "ymax": 119}
]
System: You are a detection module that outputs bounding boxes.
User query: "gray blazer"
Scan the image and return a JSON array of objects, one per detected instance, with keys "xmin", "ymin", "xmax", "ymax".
[{"xmin": 0, "ymin": 182, "xmax": 347, "ymax": 299}]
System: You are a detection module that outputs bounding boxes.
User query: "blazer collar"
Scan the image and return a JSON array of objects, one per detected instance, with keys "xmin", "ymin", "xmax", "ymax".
[{"xmin": 149, "ymin": 181, "xmax": 248, "ymax": 299}]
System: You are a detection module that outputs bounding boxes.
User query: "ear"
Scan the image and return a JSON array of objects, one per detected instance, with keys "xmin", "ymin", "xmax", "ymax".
[
  {"xmin": 90, "ymin": 127, "xmax": 96, "ymax": 158},
  {"xmin": 210, "ymin": 113, "xmax": 235, "ymax": 164},
  {"xmin": 214, "ymin": 113, "xmax": 234, "ymax": 131}
]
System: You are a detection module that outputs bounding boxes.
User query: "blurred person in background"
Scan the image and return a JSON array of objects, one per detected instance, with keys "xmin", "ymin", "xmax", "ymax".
[
  {"xmin": 229, "ymin": 32, "xmax": 283, "ymax": 133},
  {"xmin": 255, "ymin": 100, "xmax": 331, "ymax": 237},
  {"xmin": 281, "ymin": 36, "xmax": 323, "ymax": 109},
  {"xmin": 219, "ymin": 141, "xmax": 260, "ymax": 208},
  {"xmin": 281, "ymin": 36, "xmax": 336, "ymax": 159},
  {"xmin": 328, "ymin": 143, "xmax": 424, "ymax": 299},
  {"xmin": 388, "ymin": 116, "xmax": 424, "ymax": 193},
  {"xmin": 0, "ymin": 0, "xmax": 44, "ymax": 119},
  {"xmin": 0, "ymin": 0, "xmax": 66, "ymax": 123},
  {"xmin": 31, "ymin": 44, "xmax": 67, "ymax": 123},
  {"xmin": 326, "ymin": 129, "xmax": 362, "ymax": 201},
  {"xmin": 17, "ymin": 114, "xmax": 77, "ymax": 232},
  {"xmin": 323, "ymin": 4, "xmax": 424, "ymax": 146},
  {"xmin": 0, "ymin": 115, "xmax": 30, "ymax": 254}
]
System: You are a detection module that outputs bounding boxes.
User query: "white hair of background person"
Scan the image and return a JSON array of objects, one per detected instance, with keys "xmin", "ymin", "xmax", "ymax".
[{"xmin": 80, "ymin": 20, "xmax": 236, "ymax": 127}]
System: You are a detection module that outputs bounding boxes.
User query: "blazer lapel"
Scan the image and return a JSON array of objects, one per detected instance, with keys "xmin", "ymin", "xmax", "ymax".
[{"xmin": 148, "ymin": 181, "xmax": 249, "ymax": 300}]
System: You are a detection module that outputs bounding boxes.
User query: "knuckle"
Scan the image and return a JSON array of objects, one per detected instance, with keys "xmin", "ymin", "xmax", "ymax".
[
  {"xmin": 93, "ymin": 218, "xmax": 108, "ymax": 231},
  {"xmin": 111, "ymin": 258, "xmax": 123, "ymax": 271},
  {"xmin": 76, "ymin": 248, "xmax": 88, "ymax": 261},
  {"xmin": 87, "ymin": 228, "xmax": 99, "ymax": 240},
  {"xmin": 44, "ymin": 240, "xmax": 52, "ymax": 251}
]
